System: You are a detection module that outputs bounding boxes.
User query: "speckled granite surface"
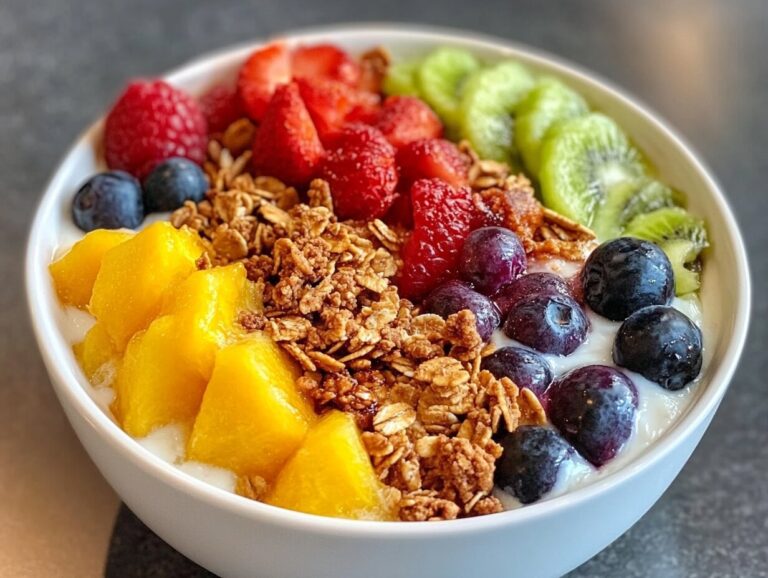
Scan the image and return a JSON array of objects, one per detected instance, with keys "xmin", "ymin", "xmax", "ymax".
[{"xmin": 2, "ymin": 0, "xmax": 766, "ymax": 576}]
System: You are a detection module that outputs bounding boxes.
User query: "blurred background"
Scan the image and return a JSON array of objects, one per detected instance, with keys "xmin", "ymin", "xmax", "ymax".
[{"xmin": 1, "ymin": 0, "xmax": 766, "ymax": 576}]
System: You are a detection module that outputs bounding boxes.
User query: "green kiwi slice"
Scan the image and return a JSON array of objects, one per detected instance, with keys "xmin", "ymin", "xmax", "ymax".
[
  {"xmin": 515, "ymin": 78, "xmax": 588, "ymax": 177},
  {"xmin": 417, "ymin": 47, "xmax": 481, "ymax": 129},
  {"xmin": 624, "ymin": 207, "xmax": 709, "ymax": 295},
  {"xmin": 538, "ymin": 113, "xmax": 647, "ymax": 225},
  {"xmin": 459, "ymin": 61, "xmax": 536, "ymax": 165},
  {"xmin": 382, "ymin": 59, "xmax": 422, "ymax": 97},
  {"xmin": 591, "ymin": 178, "xmax": 677, "ymax": 240}
]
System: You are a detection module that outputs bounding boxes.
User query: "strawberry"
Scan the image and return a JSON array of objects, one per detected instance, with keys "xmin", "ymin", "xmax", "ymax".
[
  {"xmin": 296, "ymin": 78, "xmax": 358, "ymax": 144},
  {"xmin": 384, "ymin": 191, "xmax": 414, "ymax": 229},
  {"xmin": 291, "ymin": 44, "xmax": 360, "ymax": 87},
  {"xmin": 199, "ymin": 84, "xmax": 243, "ymax": 133},
  {"xmin": 237, "ymin": 43, "xmax": 292, "ymax": 121},
  {"xmin": 375, "ymin": 96, "xmax": 443, "ymax": 149},
  {"xmin": 104, "ymin": 79, "xmax": 207, "ymax": 179},
  {"xmin": 252, "ymin": 82, "xmax": 324, "ymax": 186},
  {"xmin": 398, "ymin": 179, "xmax": 477, "ymax": 300},
  {"xmin": 396, "ymin": 138, "xmax": 470, "ymax": 189},
  {"xmin": 320, "ymin": 125, "xmax": 398, "ymax": 220}
]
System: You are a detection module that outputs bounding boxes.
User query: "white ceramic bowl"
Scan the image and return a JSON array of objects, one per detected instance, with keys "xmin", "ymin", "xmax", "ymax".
[{"xmin": 26, "ymin": 24, "xmax": 750, "ymax": 578}]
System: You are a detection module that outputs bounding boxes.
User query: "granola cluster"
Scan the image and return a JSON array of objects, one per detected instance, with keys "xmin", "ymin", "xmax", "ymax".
[{"xmin": 170, "ymin": 128, "xmax": 577, "ymax": 521}]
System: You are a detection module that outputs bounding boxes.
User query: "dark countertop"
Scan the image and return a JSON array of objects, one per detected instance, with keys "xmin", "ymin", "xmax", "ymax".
[{"xmin": 2, "ymin": 0, "xmax": 766, "ymax": 576}]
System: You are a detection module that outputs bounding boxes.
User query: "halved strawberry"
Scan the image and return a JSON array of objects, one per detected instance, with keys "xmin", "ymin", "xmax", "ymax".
[
  {"xmin": 296, "ymin": 78, "xmax": 357, "ymax": 145},
  {"xmin": 375, "ymin": 96, "xmax": 443, "ymax": 149},
  {"xmin": 252, "ymin": 82, "xmax": 324, "ymax": 186},
  {"xmin": 397, "ymin": 139, "xmax": 471, "ymax": 189},
  {"xmin": 237, "ymin": 43, "xmax": 291, "ymax": 121},
  {"xmin": 292, "ymin": 44, "xmax": 361, "ymax": 87}
]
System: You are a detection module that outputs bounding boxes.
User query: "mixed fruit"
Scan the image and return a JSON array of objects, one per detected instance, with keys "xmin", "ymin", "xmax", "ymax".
[{"xmin": 49, "ymin": 40, "xmax": 709, "ymax": 518}]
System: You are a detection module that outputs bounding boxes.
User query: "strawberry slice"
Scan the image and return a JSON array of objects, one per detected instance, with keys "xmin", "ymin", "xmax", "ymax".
[
  {"xmin": 292, "ymin": 44, "xmax": 361, "ymax": 87},
  {"xmin": 252, "ymin": 82, "xmax": 324, "ymax": 186},
  {"xmin": 237, "ymin": 43, "xmax": 292, "ymax": 121},
  {"xmin": 397, "ymin": 139, "xmax": 471, "ymax": 189},
  {"xmin": 297, "ymin": 78, "xmax": 358, "ymax": 145},
  {"xmin": 375, "ymin": 96, "xmax": 443, "ymax": 149}
]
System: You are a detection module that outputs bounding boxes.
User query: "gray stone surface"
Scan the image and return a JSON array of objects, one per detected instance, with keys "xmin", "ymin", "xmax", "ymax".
[{"xmin": 2, "ymin": 0, "xmax": 766, "ymax": 576}]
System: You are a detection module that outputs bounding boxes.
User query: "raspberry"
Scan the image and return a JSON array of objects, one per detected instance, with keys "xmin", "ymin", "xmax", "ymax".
[
  {"xmin": 104, "ymin": 80, "xmax": 207, "ymax": 179},
  {"xmin": 320, "ymin": 126, "xmax": 398, "ymax": 220},
  {"xmin": 396, "ymin": 138, "xmax": 470, "ymax": 189},
  {"xmin": 398, "ymin": 179, "xmax": 478, "ymax": 300},
  {"xmin": 199, "ymin": 84, "xmax": 243, "ymax": 133},
  {"xmin": 375, "ymin": 96, "xmax": 443, "ymax": 149}
]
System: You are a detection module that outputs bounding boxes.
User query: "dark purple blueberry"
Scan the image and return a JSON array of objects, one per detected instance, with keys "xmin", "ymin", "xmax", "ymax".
[
  {"xmin": 458, "ymin": 227, "xmax": 526, "ymax": 295},
  {"xmin": 424, "ymin": 280, "xmax": 500, "ymax": 341},
  {"xmin": 143, "ymin": 157, "xmax": 208, "ymax": 212},
  {"xmin": 481, "ymin": 346, "xmax": 553, "ymax": 397},
  {"xmin": 72, "ymin": 170, "xmax": 144, "ymax": 231},
  {"xmin": 503, "ymin": 293, "xmax": 588, "ymax": 356},
  {"xmin": 496, "ymin": 426, "xmax": 575, "ymax": 504},
  {"xmin": 545, "ymin": 365, "xmax": 637, "ymax": 467},
  {"xmin": 614, "ymin": 305, "xmax": 703, "ymax": 391},
  {"xmin": 582, "ymin": 237, "xmax": 674, "ymax": 321},
  {"xmin": 494, "ymin": 272, "xmax": 571, "ymax": 318}
]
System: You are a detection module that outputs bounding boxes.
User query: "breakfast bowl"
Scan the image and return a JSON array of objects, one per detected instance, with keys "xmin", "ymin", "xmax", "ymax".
[{"xmin": 26, "ymin": 24, "xmax": 750, "ymax": 578}]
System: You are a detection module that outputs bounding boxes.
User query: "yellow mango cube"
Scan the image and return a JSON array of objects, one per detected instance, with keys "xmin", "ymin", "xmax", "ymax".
[
  {"xmin": 73, "ymin": 322, "xmax": 119, "ymax": 384},
  {"xmin": 267, "ymin": 411, "xmax": 393, "ymax": 520},
  {"xmin": 187, "ymin": 335, "xmax": 314, "ymax": 479},
  {"xmin": 113, "ymin": 316, "xmax": 206, "ymax": 437},
  {"xmin": 90, "ymin": 222, "xmax": 203, "ymax": 350},
  {"xmin": 49, "ymin": 229, "xmax": 133, "ymax": 308}
]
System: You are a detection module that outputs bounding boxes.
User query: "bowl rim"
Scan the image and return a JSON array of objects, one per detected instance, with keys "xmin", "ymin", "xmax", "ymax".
[{"xmin": 26, "ymin": 22, "xmax": 751, "ymax": 537}]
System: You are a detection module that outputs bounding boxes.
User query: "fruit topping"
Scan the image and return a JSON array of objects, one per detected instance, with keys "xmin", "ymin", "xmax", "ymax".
[
  {"xmin": 503, "ymin": 292, "xmax": 589, "ymax": 355},
  {"xmin": 582, "ymin": 237, "xmax": 675, "ymax": 321},
  {"xmin": 480, "ymin": 346, "xmax": 553, "ymax": 397},
  {"xmin": 458, "ymin": 226, "xmax": 526, "ymax": 295},
  {"xmin": 398, "ymin": 178, "xmax": 478, "ymax": 300},
  {"xmin": 418, "ymin": 47, "xmax": 481, "ymax": 130},
  {"xmin": 614, "ymin": 305, "xmax": 703, "ymax": 390},
  {"xmin": 198, "ymin": 84, "xmax": 243, "ymax": 133},
  {"xmin": 539, "ymin": 113, "xmax": 646, "ymax": 227},
  {"xmin": 237, "ymin": 43, "xmax": 292, "ymax": 121},
  {"xmin": 296, "ymin": 77, "xmax": 359, "ymax": 144},
  {"xmin": 545, "ymin": 365, "xmax": 637, "ymax": 467},
  {"xmin": 591, "ymin": 178, "xmax": 676, "ymax": 241},
  {"xmin": 143, "ymin": 157, "xmax": 208, "ymax": 213},
  {"xmin": 382, "ymin": 59, "xmax": 421, "ymax": 97},
  {"xmin": 72, "ymin": 171, "xmax": 144, "ymax": 232},
  {"xmin": 320, "ymin": 125, "xmax": 398, "ymax": 220},
  {"xmin": 494, "ymin": 272, "xmax": 571, "ymax": 318},
  {"xmin": 423, "ymin": 280, "xmax": 501, "ymax": 342},
  {"xmin": 104, "ymin": 80, "xmax": 207, "ymax": 179},
  {"xmin": 624, "ymin": 206, "xmax": 709, "ymax": 295},
  {"xmin": 291, "ymin": 43, "xmax": 361, "ymax": 87},
  {"xmin": 496, "ymin": 425, "xmax": 575, "ymax": 504},
  {"xmin": 374, "ymin": 95, "xmax": 443, "ymax": 149},
  {"xmin": 252, "ymin": 82, "xmax": 325, "ymax": 186},
  {"xmin": 396, "ymin": 138, "xmax": 470, "ymax": 189}
]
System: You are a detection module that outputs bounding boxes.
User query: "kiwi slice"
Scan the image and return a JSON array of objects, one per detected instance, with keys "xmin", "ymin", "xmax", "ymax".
[
  {"xmin": 459, "ymin": 61, "xmax": 536, "ymax": 165},
  {"xmin": 624, "ymin": 207, "xmax": 709, "ymax": 295},
  {"xmin": 417, "ymin": 47, "xmax": 481, "ymax": 129},
  {"xmin": 515, "ymin": 78, "xmax": 588, "ymax": 177},
  {"xmin": 382, "ymin": 59, "xmax": 422, "ymax": 97},
  {"xmin": 538, "ymin": 113, "xmax": 647, "ymax": 225},
  {"xmin": 591, "ymin": 178, "xmax": 677, "ymax": 240}
]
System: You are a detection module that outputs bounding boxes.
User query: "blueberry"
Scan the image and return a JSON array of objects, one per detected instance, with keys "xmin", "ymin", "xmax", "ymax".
[
  {"xmin": 481, "ymin": 346, "xmax": 553, "ymax": 397},
  {"xmin": 143, "ymin": 157, "xmax": 208, "ymax": 212},
  {"xmin": 614, "ymin": 305, "xmax": 703, "ymax": 390},
  {"xmin": 503, "ymin": 293, "xmax": 589, "ymax": 356},
  {"xmin": 494, "ymin": 272, "xmax": 572, "ymax": 318},
  {"xmin": 424, "ymin": 280, "xmax": 500, "ymax": 341},
  {"xmin": 71, "ymin": 170, "xmax": 144, "ymax": 231},
  {"xmin": 545, "ymin": 365, "xmax": 637, "ymax": 467},
  {"xmin": 496, "ymin": 426, "xmax": 575, "ymax": 504},
  {"xmin": 458, "ymin": 227, "xmax": 526, "ymax": 295},
  {"xmin": 582, "ymin": 237, "xmax": 674, "ymax": 321}
]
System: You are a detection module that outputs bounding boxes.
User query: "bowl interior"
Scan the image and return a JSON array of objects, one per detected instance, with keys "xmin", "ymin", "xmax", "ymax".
[{"xmin": 26, "ymin": 25, "xmax": 750, "ymax": 531}]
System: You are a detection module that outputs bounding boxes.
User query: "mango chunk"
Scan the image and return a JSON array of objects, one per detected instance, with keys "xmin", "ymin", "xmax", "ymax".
[
  {"xmin": 267, "ymin": 411, "xmax": 394, "ymax": 520},
  {"xmin": 73, "ymin": 322, "xmax": 119, "ymax": 384},
  {"xmin": 112, "ymin": 264, "xmax": 259, "ymax": 437},
  {"xmin": 187, "ymin": 335, "xmax": 314, "ymax": 479},
  {"xmin": 49, "ymin": 229, "xmax": 133, "ymax": 308},
  {"xmin": 89, "ymin": 222, "xmax": 203, "ymax": 350}
]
